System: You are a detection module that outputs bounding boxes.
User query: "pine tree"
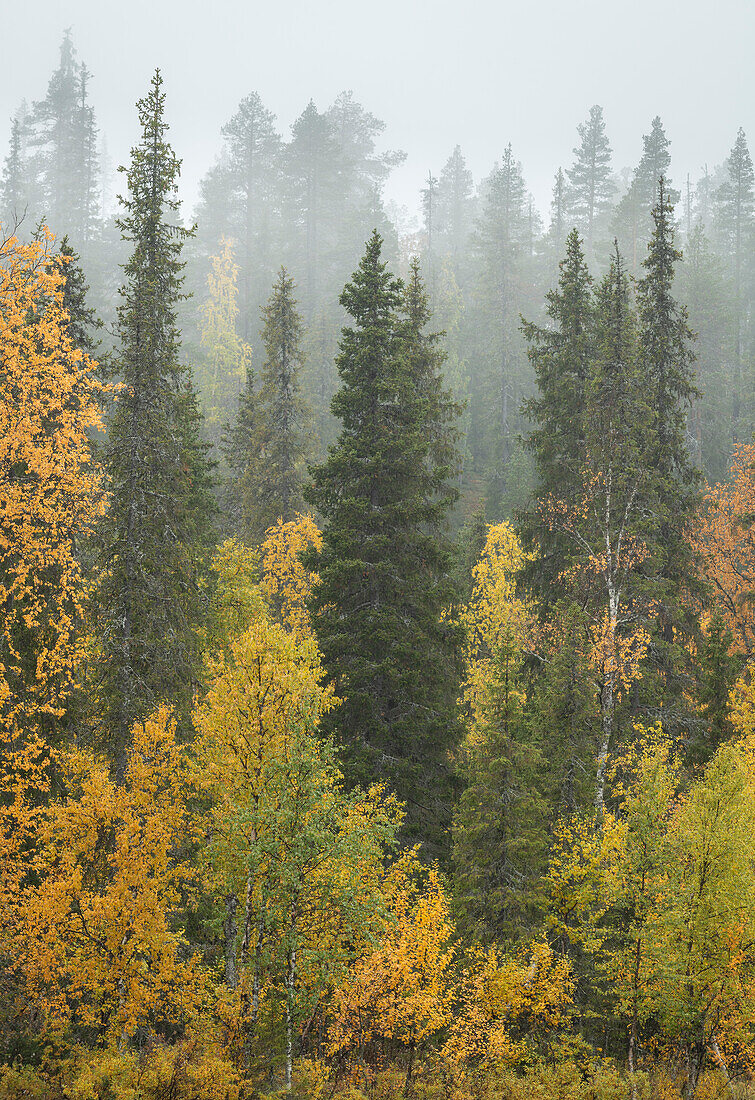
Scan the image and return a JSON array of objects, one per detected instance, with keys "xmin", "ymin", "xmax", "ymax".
[
  {"xmin": 714, "ymin": 129, "xmax": 755, "ymax": 439},
  {"xmin": 194, "ymin": 92, "xmax": 282, "ymax": 349},
  {"xmin": 565, "ymin": 105, "xmax": 615, "ymax": 258},
  {"xmin": 548, "ymin": 167, "xmax": 568, "ymax": 268},
  {"xmin": 421, "ymin": 170, "xmax": 439, "ymax": 298},
  {"xmin": 1, "ymin": 113, "xmax": 28, "ymax": 228},
  {"xmin": 305, "ymin": 236, "xmax": 461, "ymax": 852},
  {"xmin": 99, "ymin": 71, "xmax": 215, "ymax": 779},
  {"xmin": 26, "ymin": 31, "xmax": 101, "ymax": 247},
  {"xmin": 229, "ymin": 267, "xmax": 311, "ymax": 543},
  {"xmin": 286, "ymin": 101, "xmax": 340, "ymax": 317},
  {"xmin": 520, "ymin": 229, "xmax": 594, "ymax": 608}
]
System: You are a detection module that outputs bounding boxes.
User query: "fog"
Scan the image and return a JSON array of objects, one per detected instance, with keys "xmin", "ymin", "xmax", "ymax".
[{"xmin": 3, "ymin": 0, "xmax": 753, "ymax": 218}]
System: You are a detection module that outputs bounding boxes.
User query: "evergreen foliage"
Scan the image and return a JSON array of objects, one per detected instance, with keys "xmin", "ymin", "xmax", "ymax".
[
  {"xmin": 306, "ymin": 235, "xmax": 461, "ymax": 851},
  {"xmin": 565, "ymin": 105, "xmax": 615, "ymax": 257},
  {"xmin": 228, "ymin": 268, "xmax": 311, "ymax": 542},
  {"xmin": 98, "ymin": 71, "xmax": 215, "ymax": 777},
  {"xmin": 520, "ymin": 229, "xmax": 594, "ymax": 608}
]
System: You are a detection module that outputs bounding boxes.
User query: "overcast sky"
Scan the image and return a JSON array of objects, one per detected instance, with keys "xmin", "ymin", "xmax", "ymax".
[{"xmin": 2, "ymin": 0, "xmax": 753, "ymax": 221}]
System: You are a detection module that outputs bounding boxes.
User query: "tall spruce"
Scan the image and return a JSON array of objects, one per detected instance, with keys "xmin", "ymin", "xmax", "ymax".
[
  {"xmin": 613, "ymin": 117, "xmax": 678, "ymax": 272},
  {"xmin": 520, "ymin": 229, "xmax": 594, "ymax": 608},
  {"xmin": 636, "ymin": 179, "xmax": 701, "ymax": 725},
  {"xmin": 229, "ymin": 267, "xmax": 311, "ymax": 542},
  {"xmin": 305, "ymin": 236, "xmax": 461, "ymax": 852},
  {"xmin": 99, "ymin": 71, "xmax": 214, "ymax": 778},
  {"xmin": 469, "ymin": 145, "xmax": 531, "ymax": 507}
]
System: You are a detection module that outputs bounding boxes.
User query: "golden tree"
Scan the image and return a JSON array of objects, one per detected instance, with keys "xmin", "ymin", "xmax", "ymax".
[
  {"xmin": 692, "ymin": 443, "xmax": 755, "ymax": 658},
  {"xmin": 0, "ymin": 229, "xmax": 104, "ymax": 743}
]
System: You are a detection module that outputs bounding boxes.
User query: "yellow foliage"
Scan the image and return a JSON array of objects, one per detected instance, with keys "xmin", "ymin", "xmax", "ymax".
[
  {"xmin": 328, "ymin": 854, "xmax": 455, "ymax": 1060},
  {"xmin": 204, "ymin": 538, "xmax": 265, "ymax": 657},
  {"xmin": 15, "ymin": 706, "xmax": 205, "ymax": 1044},
  {"xmin": 0, "ymin": 1037, "xmax": 241, "ymax": 1100},
  {"xmin": 197, "ymin": 236, "xmax": 252, "ymax": 442},
  {"xmin": 459, "ymin": 521, "xmax": 532, "ymax": 716},
  {"xmin": 260, "ymin": 513, "xmax": 323, "ymax": 640},
  {"xmin": 443, "ymin": 939, "xmax": 574, "ymax": 1077},
  {"xmin": 0, "ymin": 229, "xmax": 105, "ymax": 740}
]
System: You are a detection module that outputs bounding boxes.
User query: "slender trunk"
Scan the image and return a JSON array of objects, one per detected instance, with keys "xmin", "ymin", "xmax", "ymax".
[
  {"xmin": 594, "ymin": 670, "xmax": 613, "ymax": 814},
  {"xmin": 711, "ymin": 1035, "xmax": 735, "ymax": 1099},
  {"xmin": 628, "ymin": 932, "xmax": 641, "ymax": 1100},
  {"xmin": 250, "ymin": 913, "xmax": 264, "ymax": 1034},
  {"xmin": 285, "ymin": 946, "xmax": 297, "ymax": 1091},
  {"xmin": 223, "ymin": 893, "xmax": 239, "ymax": 989}
]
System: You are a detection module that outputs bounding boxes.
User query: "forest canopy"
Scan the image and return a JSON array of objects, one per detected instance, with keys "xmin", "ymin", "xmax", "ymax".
[{"xmin": 0, "ymin": 30, "xmax": 754, "ymax": 1100}]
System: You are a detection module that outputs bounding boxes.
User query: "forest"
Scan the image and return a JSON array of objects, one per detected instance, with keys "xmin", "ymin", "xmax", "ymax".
[{"xmin": 1, "ymin": 27, "xmax": 755, "ymax": 1100}]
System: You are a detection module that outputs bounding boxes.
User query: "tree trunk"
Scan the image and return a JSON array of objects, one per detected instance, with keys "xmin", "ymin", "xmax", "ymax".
[
  {"xmin": 711, "ymin": 1035, "xmax": 735, "ymax": 1099},
  {"xmin": 223, "ymin": 893, "xmax": 239, "ymax": 989},
  {"xmin": 285, "ymin": 946, "xmax": 297, "ymax": 1091},
  {"xmin": 594, "ymin": 670, "xmax": 613, "ymax": 815}
]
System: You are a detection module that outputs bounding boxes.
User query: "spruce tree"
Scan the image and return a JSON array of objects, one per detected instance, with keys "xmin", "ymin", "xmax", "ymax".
[
  {"xmin": 613, "ymin": 117, "xmax": 679, "ymax": 271},
  {"xmin": 58, "ymin": 236, "xmax": 103, "ymax": 358},
  {"xmin": 229, "ymin": 267, "xmax": 311, "ymax": 543},
  {"xmin": 469, "ymin": 145, "xmax": 531, "ymax": 507},
  {"xmin": 305, "ymin": 236, "xmax": 461, "ymax": 852},
  {"xmin": 436, "ymin": 145, "xmax": 474, "ymax": 276},
  {"xmin": 99, "ymin": 71, "xmax": 214, "ymax": 778},
  {"xmin": 635, "ymin": 180, "xmax": 701, "ymax": 724},
  {"xmin": 520, "ymin": 229, "xmax": 594, "ymax": 608}
]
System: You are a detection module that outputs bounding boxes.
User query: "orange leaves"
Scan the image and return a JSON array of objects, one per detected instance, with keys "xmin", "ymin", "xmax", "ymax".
[
  {"xmin": 692, "ymin": 444, "xmax": 755, "ymax": 658},
  {"xmin": 0, "ymin": 229, "xmax": 105, "ymax": 739},
  {"xmin": 327, "ymin": 854, "xmax": 455, "ymax": 1059}
]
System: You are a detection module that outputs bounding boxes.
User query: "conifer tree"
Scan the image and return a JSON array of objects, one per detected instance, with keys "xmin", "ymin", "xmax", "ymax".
[
  {"xmin": 286, "ymin": 101, "xmax": 339, "ymax": 317},
  {"xmin": 613, "ymin": 117, "xmax": 678, "ymax": 271},
  {"xmin": 565, "ymin": 105, "xmax": 615, "ymax": 257},
  {"xmin": 99, "ymin": 71, "xmax": 214, "ymax": 779},
  {"xmin": 714, "ymin": 128, "xmax": 754, "ymax": 439},
  {"xmin": 229, "ymin": 267, "xmax": 311, "ymax": 543},
  {"xmin": 26, "ymin": 32, "xmax": 101, "ymax": 248},
  {"xmin": 436, "ymin": 145, "xmax": 474, "ymax": 275},
  {"xmin": 635, "ymin": 180, "xmax": 701, "ymax": 721},
  {"xmin": 1, "ymin": 114, "xmax": 28, "ymax": 228},
  {"xmin": 520, "ymin": 229, "xmax": 594, "ymax": 607},
  {"xmin": 58, "ymin": 236, "xmax": 103, "ymax": 358},
  {"xmin": 548, "ymin": 167, "xmax": 568, "ymax": 267},
  {"xmin": 306, "ymin": 236, "xmax": 461, "ymax": 851},
  {"xmin": 469, "ymin": 145, "xmax": 531, "ymax": 506},
  {"xmin": 201, "ymin": 92, "xmax": 282, "ymax": 345}
]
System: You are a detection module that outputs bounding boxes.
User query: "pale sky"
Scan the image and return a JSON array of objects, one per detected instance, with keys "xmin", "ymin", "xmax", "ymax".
[{"xmin": 3, "ymin": 0, "xmax": 753, "ymax": 220}]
